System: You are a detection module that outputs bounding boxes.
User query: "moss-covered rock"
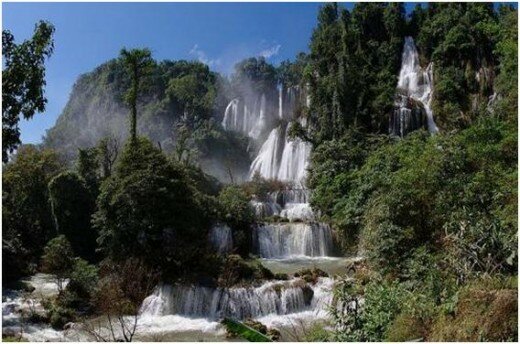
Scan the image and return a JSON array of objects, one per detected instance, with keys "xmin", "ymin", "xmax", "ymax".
[
  {"xmin": 301, "ymin": 285, "xmax": 314, "ymax": 306},
  {"xmin": 217, "ymin": 254, "xmax": 275, "ymax": 287},
  {"xmin": 294, "ymin": 267, "xmax": 328, "ymax": 284}
]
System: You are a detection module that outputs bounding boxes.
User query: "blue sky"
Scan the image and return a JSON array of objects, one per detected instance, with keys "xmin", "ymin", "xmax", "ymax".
[{"xmin": 2, "ymin": 2, "xmax": 508, "ymax": 144}]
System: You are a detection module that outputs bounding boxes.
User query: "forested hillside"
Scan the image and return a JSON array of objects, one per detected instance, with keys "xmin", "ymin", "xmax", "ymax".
[
  {"xmin": 2, "ymin": 2, "xmax": 517, "ymax": 342},
  {"xmin": 304, "ymin": 3, "xmax": 518, "ymax": 341},
  {"xmin": 43, "ymin": 59, "xmax": 251, "ymax": 181}
]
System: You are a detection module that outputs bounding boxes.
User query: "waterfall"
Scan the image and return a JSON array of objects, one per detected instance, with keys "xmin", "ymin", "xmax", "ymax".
[
  {"xmin": 270, "ymin": 189, "xmax": 310, "ymax": 205},
  {"xmin": 249, "ymin": 94, "xmax": 268, "ymax": 139},
  {"xmin": 392, "ymin": 36, "xmax": 438, "ymax": 136},
  {"xmin": 248, "ymin": 125, "xmax": 311, "ymax": 183},
  {"xmin": 252, "ymin": 188, "xmax": 315, "ymax": 222},
  {"xmin": 140, "ymin": 278, "xmax": 332, "ymax": 320},
  {"xmin": 209, "ymin": 224, "xmax": 233, "ymax": 254},
  {"xmin": 221, "ymin": 94, "xmax": 269, "ymax": 140},
  {"xmin": 253, "ymin": 223, "xmax": 333, "ymax": 258},
  {"xmin": 250, "ymin": 199, "xmax": 282, "ymax": 219},
  {"xmin": 277, "ymin": 124, "xmax": 312, "ymax": 182},
  {"xmin": 221, "ymin": 84, "xmax": 311, "ymax": 185},
  {"xmin": 222, "ymin": 98, "xmax": 239, "ymax": 131},
  {"xmin": 248, "ymin": 126, "xmax": 284, "ymax": 180},
  {"xmin": 279, "ymin": 203, "xmax": 315, "ymax": 222}
]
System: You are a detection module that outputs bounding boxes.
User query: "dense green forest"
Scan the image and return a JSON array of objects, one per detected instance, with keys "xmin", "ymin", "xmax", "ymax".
[{"xmin": 2, "ymin": 2, "xmax": 517, "ymax": 342}]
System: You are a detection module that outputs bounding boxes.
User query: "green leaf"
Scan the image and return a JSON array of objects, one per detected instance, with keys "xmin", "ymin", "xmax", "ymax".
[{"xmin": 221, "ymin": 318, "xmax": 273, "ymax": 342}]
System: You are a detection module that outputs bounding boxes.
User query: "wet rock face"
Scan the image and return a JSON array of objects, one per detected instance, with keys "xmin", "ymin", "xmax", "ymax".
[
  {"xmin": 301, "ymin": 285, "xmax": 314, "ymax": 306},
  {"xmin": 294, "ymin": 267, "xmax": 329, "ymax": 284},
  {"xmin": 390, "ymin": 96, "xmax": 428, "ymax": 137}
]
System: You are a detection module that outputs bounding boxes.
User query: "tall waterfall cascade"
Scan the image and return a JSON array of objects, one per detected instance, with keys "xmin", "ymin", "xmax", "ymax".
[
  {"xmin": 220, "ymin": 84, "xmax": 334, "ymax": 259},
  {"xmin": 391, "ymin": 36, "xmax": 439, "ymax": 137}
]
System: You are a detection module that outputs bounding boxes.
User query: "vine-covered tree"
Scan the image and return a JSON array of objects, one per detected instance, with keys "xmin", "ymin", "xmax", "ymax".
[{"xmin": 48, "ymin": 171, "xmax": 98, "ymax": 262}]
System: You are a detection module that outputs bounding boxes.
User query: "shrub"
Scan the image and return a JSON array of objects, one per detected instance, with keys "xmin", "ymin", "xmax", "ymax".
[
  {"xmin": 41, "ymin": 235, "xmax": 75, "ymax": 293},
  {"xmin": 61, "ymin": 258, "xmax": 98, "ymax": 311},
  {"xmin": 217, "ymin": 186, "xmax": 255, "ymax": 255},
  {"xmin": 47, "ymin": 305, "xmax": 75, "ymax": 330},
  {"xmin": 429, "ymin": 281, "xmax": 518, "ymax": 341}
]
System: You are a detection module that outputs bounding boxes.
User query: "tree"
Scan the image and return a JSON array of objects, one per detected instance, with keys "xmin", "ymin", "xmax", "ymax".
[
  {"xmin": 172, "ymin": 121, "xmax": 198, "ymax": 165},
  {"xmin": 2, "ymin": 145, "xmax": 63, "ymax": 282},
  {"xmin": 413, "ymin": 3, "xmax": 498, "ymax": 130},
  {"xmin": 231, "ymin": 57, "xmax": 278, "ymax": 96},
  {"xmin": 166, "ymin": 62, "xmax": 216, "ymax": 126},
  {"xmin": 119, "ymin": 48, "xmax": 154, "ymax": 141},
  {"xmin": 48, "ymin": 171, "xmax": 97, "ymax": 262},
  {"xmin": 218, "ymin": 185, "xmax": 255, "ymax": 255},
  {"xmin": 97, "ymin": 135, "xmax": 120, "ymax": 179},
  {"xmin": 41, "ymin": 235, "xmax": 75, "ymax": 293},
  {"xmin": 77, "ymin": 147, "xmax": 101, "ymax": 196},
  {"xmin": 93, "ymin": 137, "xmax": 212, "ymax": 277},
  {"xmin": 63, "ymin": 258, "xmax": 99, "ymax": 310},
  {"xmin": 307, "ymin": 2, "xmax": 406, "ymax": 142},
  {"xmin": 493, "ymin": 5, "xmax": 518, "ymax": 121},
  {"xmin": 2, "ymin": 21, "xmax": 55, "ymax": 162}
]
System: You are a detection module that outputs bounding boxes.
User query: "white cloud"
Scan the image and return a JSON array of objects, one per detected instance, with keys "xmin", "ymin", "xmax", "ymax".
[
  {"xmin": 189, "ymin": 44, "xmax": 221, "ymax": 67},
  {"xmin": 259, "ymin": 44, "xmax": 281, "ymax": 59}
]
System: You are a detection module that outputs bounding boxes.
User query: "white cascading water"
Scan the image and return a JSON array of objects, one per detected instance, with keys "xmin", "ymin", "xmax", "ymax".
[
  {"xmin": 392, "ymin": 36, "xmax": 439, "ymax": 136},
  {"xmin": 208, "ymin": 224, "xmax": 233, "ymax": 254},
  {"xmin": 254, "ymin": 223, "xmax": 333, "ymax": 258},
  {"xmin": 250, "ymin": 199, "xmax": 282, "ymax": 219},
  {"xmin": 248, "ymin": 124, "xmax": 312, "ymax": 183},
  {"xmin": 277, "ymin": 124, "xmax": 312, "ymax": 182},
  {"xmin": 221, "ymin": 94, "xmax": 268, "ymax": 140},
  {"xmin": 140, "ymin": 277, "xmax": 333, "ymax": 320},
  {"xmin": 279, "ymin": 203, "xmax": 315, "ymax": 222},
  {"xmin": 2, "ymin": 274, "xmax": 70, "ymax": 342},
  {"xmin": 238, "ymin": 85, "xmax": 311, "ymax": 184},
  {"xmin": 251, "ymin": 188, "xmax": 315, "ymax": 222},
  {"xmin": 248, "ymin": 126, "xmax": 284, "ymax": 180}
]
